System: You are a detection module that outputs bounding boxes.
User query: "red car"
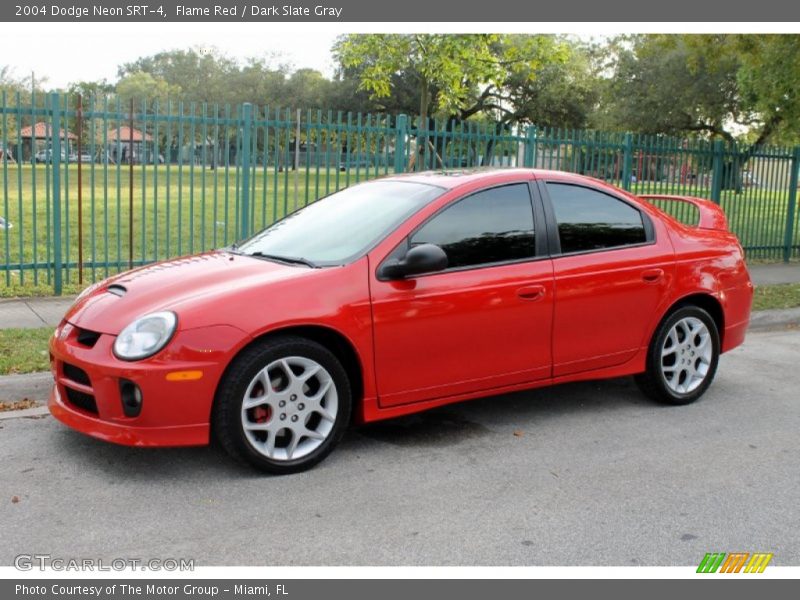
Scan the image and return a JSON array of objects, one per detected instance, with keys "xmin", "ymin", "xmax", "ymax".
[{"xmin": 49, "ymin": 169, "xmax": 753, "ymax": 473}]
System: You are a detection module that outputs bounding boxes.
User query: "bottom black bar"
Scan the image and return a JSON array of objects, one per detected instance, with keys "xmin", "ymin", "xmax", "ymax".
[{"xmin": 2, "ymin": 579, "xmax": 796, "ymax": 600}]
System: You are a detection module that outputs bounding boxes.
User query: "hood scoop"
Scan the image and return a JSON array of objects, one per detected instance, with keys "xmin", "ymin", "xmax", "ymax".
[{"xmin": 106, "ymin": 284, "xmax": 127, "ymax": 297}]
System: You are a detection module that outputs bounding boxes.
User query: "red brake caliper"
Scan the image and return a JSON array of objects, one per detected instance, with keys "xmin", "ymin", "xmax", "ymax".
[{"xmin": 253, "ymin": 406, "xmax": 270, "ymax": 423}]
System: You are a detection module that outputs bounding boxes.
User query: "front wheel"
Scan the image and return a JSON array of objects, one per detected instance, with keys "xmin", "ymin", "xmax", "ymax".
[
  {"xmin": 213, "ymin": 336, "xmax": 352, "ymax": 474},
  {"xmin": 635, "ymin": 306, "xmax": 720, "ymax": 405}
]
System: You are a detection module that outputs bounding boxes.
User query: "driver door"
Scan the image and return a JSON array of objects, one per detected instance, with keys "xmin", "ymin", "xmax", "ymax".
[{"xmin": 369, "ymin": 183, "xmax": 554, "ymax": 408}]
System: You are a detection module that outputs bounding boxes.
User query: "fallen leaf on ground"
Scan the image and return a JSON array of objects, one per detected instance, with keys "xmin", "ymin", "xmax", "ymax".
[{"xmin": 0, "ymin": 399, "xmax": 40, "ymax": 412}]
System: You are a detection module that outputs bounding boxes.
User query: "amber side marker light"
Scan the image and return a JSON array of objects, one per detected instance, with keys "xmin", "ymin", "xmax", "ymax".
[{"xmin": 165, "ymin": 370, "xmax": 204, "ymax": 382}]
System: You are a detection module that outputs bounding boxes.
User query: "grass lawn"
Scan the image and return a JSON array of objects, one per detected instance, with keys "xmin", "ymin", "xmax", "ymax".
[
  {"xmin": 1, "ymin": 163, "xmax": 391, "ymax": 295},
  {"xmin": 753, "ymin": 283, "xmax": 800, "ymax": 311},
  {"xmin": 0, "ymin": 326, "xmax": 52, "ymax": 375}
]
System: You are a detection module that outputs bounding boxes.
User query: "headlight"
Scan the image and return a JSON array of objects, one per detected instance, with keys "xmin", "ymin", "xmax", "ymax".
[{"xmin": 113, "ymin": 311, "xmax": 177, "ymax": 361}]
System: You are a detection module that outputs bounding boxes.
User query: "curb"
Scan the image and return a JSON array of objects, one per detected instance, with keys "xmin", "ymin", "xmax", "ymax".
[
  {"xmin": 0, "ymin": 372, "xmax": 54, "ymax": 406},
  {"xmin": 0, "ymin": 405, "xmax": 50, "ymax": 420},
  {"xmin": 748, "ymin": 306, "xmax": 800, "ymax": 331}
]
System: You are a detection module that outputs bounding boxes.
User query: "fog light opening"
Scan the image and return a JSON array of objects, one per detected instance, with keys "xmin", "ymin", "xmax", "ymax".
[{"xmin": 119, "ymin": 379, "xmax": 143, "ymax": 417}]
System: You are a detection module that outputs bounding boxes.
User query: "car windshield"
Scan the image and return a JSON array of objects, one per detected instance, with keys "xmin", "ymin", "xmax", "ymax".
[{"xmin": 236, "ymin": 180, "xmax": 444, "ymax": 266}]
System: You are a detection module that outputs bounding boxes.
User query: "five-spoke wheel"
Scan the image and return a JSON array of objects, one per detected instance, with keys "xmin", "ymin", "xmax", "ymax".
[
  {"xmin": 636, "ymin": 305, "xmax": 720, "ymax": 405},
  {"xmin": 241, "ymin": 356, "xmax": 338, "ymax": 461},
  {"xmin": 213, "ymin": 336, "xmax": 351, "ymax": 474}
]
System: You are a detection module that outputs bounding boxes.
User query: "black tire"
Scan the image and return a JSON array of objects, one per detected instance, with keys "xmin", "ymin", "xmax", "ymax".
[
  {"xmin": 212, "ymin": 335, "xmax": 352, "ymax": 474},
  {"xmin": 635, "ymin": 305, "xmax": 720, "ymax": 406}
]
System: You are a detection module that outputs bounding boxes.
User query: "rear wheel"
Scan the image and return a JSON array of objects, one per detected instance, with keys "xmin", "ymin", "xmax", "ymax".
[
  {"xmin": 213, "ymin": 336, "xmax": 352, "ymax": 474},
  {"xmin": 635, "ymin": 306, "xmax": 720, "ymax": 405}
]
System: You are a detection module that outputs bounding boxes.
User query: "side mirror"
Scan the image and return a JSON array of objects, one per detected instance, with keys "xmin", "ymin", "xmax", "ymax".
[{"xmin": 379, "ymin": 244, "xmax": 448, "ymax": 280}]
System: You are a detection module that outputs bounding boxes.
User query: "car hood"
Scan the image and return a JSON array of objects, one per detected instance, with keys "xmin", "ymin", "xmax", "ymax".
[{"xmin": 65, "ymin": 251, "xmax": 315, "ymax": 334}]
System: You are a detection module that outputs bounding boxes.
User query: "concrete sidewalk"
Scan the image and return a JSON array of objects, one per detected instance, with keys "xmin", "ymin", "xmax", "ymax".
[
  {"xmin": 0, "ymin": 295, "xmax": 76, "ymax": 329},
  {"xmin": 1, "ymin": 263, "xmax": 800, "ymax": 330}
]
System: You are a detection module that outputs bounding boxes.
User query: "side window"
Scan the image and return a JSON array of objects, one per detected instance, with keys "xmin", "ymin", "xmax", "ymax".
[
  {"xmin": 546, "ymin": 183, "xmax": 647, "ymax": 254},
  {"xmin": 410, "ymin": 183, "xmax": 535, "ymax": 270}
]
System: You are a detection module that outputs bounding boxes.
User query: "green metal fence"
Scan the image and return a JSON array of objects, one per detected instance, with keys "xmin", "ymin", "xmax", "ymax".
[{"xmin": 1, "ymin": 92, "xmax": 799, "ymax": 295}]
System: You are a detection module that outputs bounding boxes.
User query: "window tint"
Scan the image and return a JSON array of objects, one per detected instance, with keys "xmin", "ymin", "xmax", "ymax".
[
  {"xmin": 546, "ymin": 183, "xmax": 646, "ymax": 253},
  {"xmin": 410, "ymin": 183, "xmax": 535, "ymax": 269}
]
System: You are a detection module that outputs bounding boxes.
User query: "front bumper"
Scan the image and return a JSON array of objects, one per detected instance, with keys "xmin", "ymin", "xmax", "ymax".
[{"xmin": 48, "ymin": 320, "xmax": 246, "ymax": 447}]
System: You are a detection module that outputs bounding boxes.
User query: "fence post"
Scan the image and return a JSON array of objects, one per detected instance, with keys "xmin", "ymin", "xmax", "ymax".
[
  {"xmin": 394, "ymin": 114, "xmax": 407, "ymax": 174},
  {"xmin": 783, "ymin": 146, "xmax": 800, "ymax": 262},
  {"xmin": 524, "ymin": 126, "xmax": 537, "ymax": 168},
  {"xmin": 50, "ymin": 92, "xmax": 63, "ymax": 296},
  {"xmin": 622, "ymin": 132, "xmax": 633, "ymax": 191},
  {"xmin": 239, "ymin": 103, "xmax": 252, "ymax": 240},
  {"xmin": 710, "ymin": 139, "xmax": 724, "ymax": 205}
]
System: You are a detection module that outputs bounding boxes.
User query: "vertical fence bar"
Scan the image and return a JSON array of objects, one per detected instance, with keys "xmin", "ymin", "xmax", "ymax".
[
  {"xmin": 622, "ymin": 132, "xmax": 633, "ymax": 191},
  {"xmin": 394, "ymin": 114, "xmax": 407, "ymax": 174},
  {"xmin": 2, "ymin": 92, "xmax": 9, "ymax": 286},
  {"xmin": 239, "ymin": 103, "xmax": 252, "ymax": 240},
  {"xmin": 140, "ymin": 99, "xmax": 147, "ymax": 265},
  {"xmin": 128, "ymin": 99, "xmax": 134, "ymax": 269},
  {"xmin": 152, "ymin": 100, "xmax": 159, "ymax": 263},
  {"xmin": 76, "ymin": 94, "xmax": 84, "ymax": 284},
  {"xmin": 783, "ymin": 146, "xmax": 800, "ymax": 262},
  {"xmin": 523, "ymin": 125, "xmax": 536, "ymax": 168},
  {"xmin": 15, "ymin": 93, "xmax": 23, "ymax": 287},
  {"xmin": 102, "ymin": 96, "xmax": 109, "ymax": 277},
  {"xmin": 189, "ymin": 102, "xmax": 196, "ymax": 254},
  {"xmin": 30, "ymin": 92, "xmax": 38, "ymax": 285},
  {"xmin": 710, "ymin": 139, "xmax": 724, "ymax": 205},
  {"xmin": 90, "ymin": 96, "xmax": 98, "ymax": 281},
  {"xmin": 50, "ymin": 93, "xmax": 63, "ymax": 295}
]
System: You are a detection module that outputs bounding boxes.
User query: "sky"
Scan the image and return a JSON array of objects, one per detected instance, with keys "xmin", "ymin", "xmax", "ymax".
[{"xmin": 0, "ymin": 23, "xmax": 341, "ymax": 89}]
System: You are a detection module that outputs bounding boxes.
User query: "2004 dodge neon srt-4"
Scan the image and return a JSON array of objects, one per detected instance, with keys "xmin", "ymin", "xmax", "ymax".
[{"xmin": 49, "ymin": 169, "xmax": 753, "ymax": 473}]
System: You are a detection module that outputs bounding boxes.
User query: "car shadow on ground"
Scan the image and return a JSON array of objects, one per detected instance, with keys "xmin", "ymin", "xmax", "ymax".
[
  {"xmin": 351, "ymin": 376, "xmax": 651, "ymax": 449},
  {"xmin": 47, "ymin": 376, "xmax": 653, "ymax": 480}
]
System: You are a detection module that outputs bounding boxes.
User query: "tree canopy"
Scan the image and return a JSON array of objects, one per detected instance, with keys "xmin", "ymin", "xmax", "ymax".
[
  {"xmin": 596, "ymin": 34, "xmax": 800, "ymax": 145},
  {"xmin": 1, "ymin": 34, "xmax": 798, "ymax": 145}
]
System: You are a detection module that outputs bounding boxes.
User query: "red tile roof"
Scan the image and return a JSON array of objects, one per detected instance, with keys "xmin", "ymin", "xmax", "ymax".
[
  {"xmin": 106, "ymin": 126, "xmax": 152, "ymax": 142},
  {"xmin": 19, "ymin": 122, "xmax": 78, "ymax": 140}
]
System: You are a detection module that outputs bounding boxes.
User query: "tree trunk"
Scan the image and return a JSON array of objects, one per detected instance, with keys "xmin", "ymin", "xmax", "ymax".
[{"xmin": 409, "ymin": 78, "xmax": 430, "ymax": 170}]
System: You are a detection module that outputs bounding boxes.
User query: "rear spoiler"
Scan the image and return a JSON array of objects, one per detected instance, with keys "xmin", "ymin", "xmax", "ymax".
[{"xmin": 638, "ymin": 194, "xmax": 729, "ymax": 231}]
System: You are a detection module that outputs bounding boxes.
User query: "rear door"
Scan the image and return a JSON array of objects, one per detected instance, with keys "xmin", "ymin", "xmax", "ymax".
[{"xmin": 540, "ymin": 179, "xmax": 675, "ymax": 377}]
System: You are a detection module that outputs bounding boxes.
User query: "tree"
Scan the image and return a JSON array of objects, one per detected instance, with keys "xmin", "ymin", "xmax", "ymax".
[
  {"xmin": 67, "ymin": 80, "xmax": 115, "ymax": 102},
  {"xmin": 484, "ymin": 38, "xmax": 600, "ymax": 129},
  {"xmin": 333, "ymin": 34, "xmax": 504, "ymax": 129},
  {"xmin": 733, "ymin": 35, "xmax": 800, "ymax": 145},
  {"xmin": 116, "ymin": 72, "xmax": 180, "ymax": 108},
  {"xmin": 118, "ymin": 48, "xmax": 291, "ymax": 107},
  {"xmin": 598, "ymin": 34, "xmax": 800, "ymax": 146},
  {"xmin": 333, "ymin": 34, "xmax": 570, "ymax": 165}
]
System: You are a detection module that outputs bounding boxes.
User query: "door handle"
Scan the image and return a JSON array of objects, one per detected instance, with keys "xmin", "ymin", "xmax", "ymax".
[
  {"xmin": 517, "ymin": 285, "xmax": 546, "ymax": 301},
  {"xmin": 642, "ymin": 268, "xmax": 664, "ymax": 283}
]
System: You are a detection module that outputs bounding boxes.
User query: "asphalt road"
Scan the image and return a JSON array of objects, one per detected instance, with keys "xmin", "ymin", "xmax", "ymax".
[{"xmin": 1, "ymin": 329, "xmax": 799, "ymax": 566}]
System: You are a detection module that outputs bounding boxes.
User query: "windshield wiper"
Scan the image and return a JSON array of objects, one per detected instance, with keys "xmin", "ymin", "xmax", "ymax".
[{"xmin": 246, "ymin": 252, "xmax": 318, "ymax": 268}]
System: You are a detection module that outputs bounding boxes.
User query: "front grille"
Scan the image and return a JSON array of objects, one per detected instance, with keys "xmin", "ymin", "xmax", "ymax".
[
  {"xmin": 75, "ymin": 328, "xmax": 101, "ymax": 348},
  {"xmin": 63, "ymin": 363, "xmax": 91, "ymax": 386},
  {"xmin": 64, "ymin": 387, "xmax": 98, "ymax": 414}
]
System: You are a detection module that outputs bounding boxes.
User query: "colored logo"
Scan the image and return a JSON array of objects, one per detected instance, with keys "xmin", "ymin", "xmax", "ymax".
[{"xmin": 697, "ymin": 552, "xmax": 773, "ymax": 573}]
